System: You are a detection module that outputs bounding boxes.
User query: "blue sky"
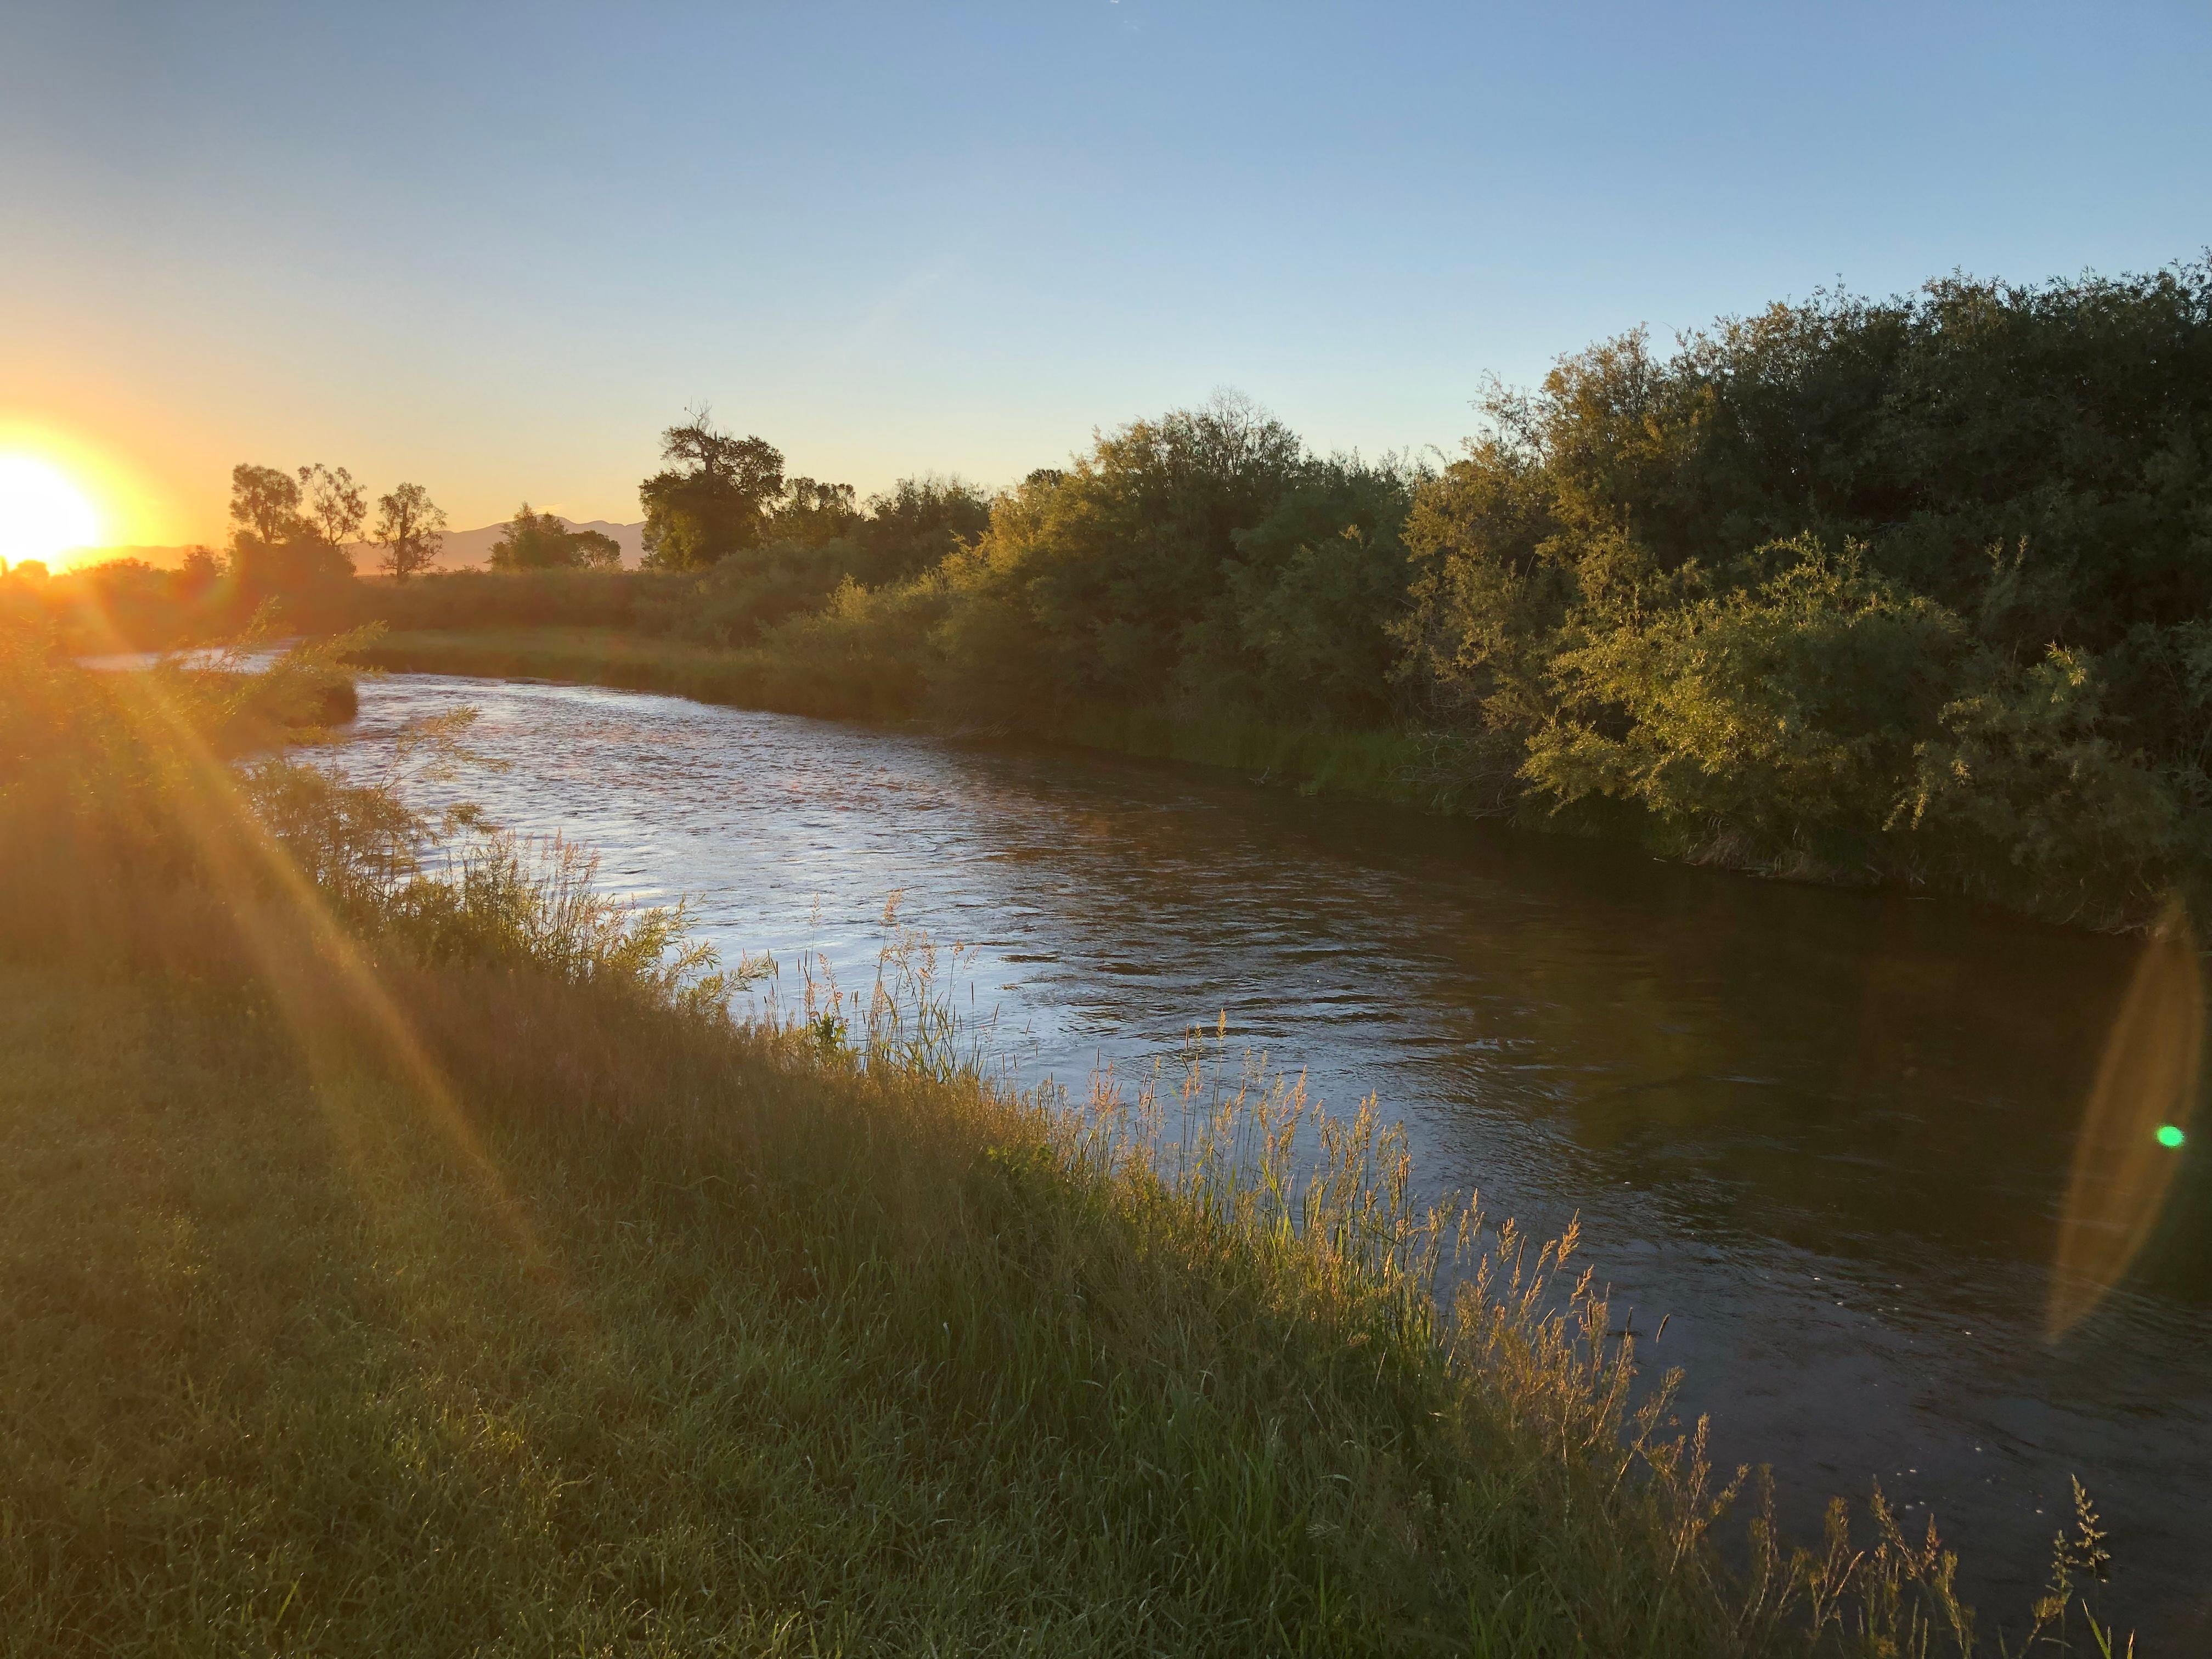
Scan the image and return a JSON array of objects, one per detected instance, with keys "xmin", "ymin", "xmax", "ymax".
[{"xmin": 5, "ymin": 1, "xmax": 2209, "ymax": 540}]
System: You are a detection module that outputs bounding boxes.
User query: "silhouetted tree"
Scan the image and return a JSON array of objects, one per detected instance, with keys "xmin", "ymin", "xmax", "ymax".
[
  {"xmin": 298, "ymin": 465, "xmax": 366, "ymax": 549},
  {"xmin": 228, "ymin": 464, "xmax": 308, "ymax": 544},
  {"xmin": 228, "ymin": 462, "xmax": 353, "ymax": 594},
  {"xmin": 639, "ymin": 409, "xmax": 785, "ymax": 569},
  {"xmin": 489, "ymin": 504, "xmax": 620, "ymax": 571},
  {"xmin": 373, "ymin": 483, "xmax": 447, "ymax": 582},
  {"xmin": 173, "ymin": 546, "xmax": 222, "ymax": 600},
  {"xmin": 764, "ymin": 478, "xmax": 862, "ymax": 548}
]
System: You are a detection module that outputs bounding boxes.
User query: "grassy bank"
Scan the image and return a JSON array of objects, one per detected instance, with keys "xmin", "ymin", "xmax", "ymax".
[
  {"xmin": 1, "ymin": 622, "xmax": 2127, "ymax": 1654},
  {"xmin": 5, "ymin": 942, "xmax": 2028, "ymax": 1659},
  {"xmin": 354, "ymin": 626, "xmax": 1496, "ymax": 814},
  {"xmin": 356, "ymin": 625, "xmax": 776, "ymax": 706},
  {"xmin": 1, "ymin": 952, "xmax": 1776, "ymax": 1657},
  {"xmin": 341, "ymin": 628, "xmax": 1912, "ymax": 882}
]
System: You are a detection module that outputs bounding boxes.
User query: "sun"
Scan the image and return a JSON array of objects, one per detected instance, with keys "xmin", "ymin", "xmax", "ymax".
[{"xmin": 0, "ymin": 455, "xmax": 103, "ymax": 571}]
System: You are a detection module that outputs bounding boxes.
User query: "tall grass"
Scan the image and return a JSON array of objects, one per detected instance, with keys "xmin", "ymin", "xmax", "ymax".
[{"xmin": 0, "ymin": 616, "xmax": 2130, "ymax": 1655}]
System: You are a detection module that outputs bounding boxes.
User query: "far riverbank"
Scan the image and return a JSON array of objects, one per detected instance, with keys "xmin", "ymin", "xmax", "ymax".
[{"xmin": 350, "ymin": 624, "xmax": 2057, "ymax": 927}]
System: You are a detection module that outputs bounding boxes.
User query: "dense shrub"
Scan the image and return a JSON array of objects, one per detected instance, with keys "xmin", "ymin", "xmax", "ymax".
[
  {"xmin": 1396, "ymin": 259, "xmax": 2212, "ymax": 922},
  {"xmin": 853, "ymin": 474, "xmax": 994, "ymax": 585},
  {"xmin": 1520, "ymin": 537, "xmax": 1966, "ymax": 843},
  {"xmin": 640, "ymin": 534, "xmax": 867, "ymax": 647},
  {"xmin": 920, "ymin": 397, "xmax": 1418, "ymax": 730}
]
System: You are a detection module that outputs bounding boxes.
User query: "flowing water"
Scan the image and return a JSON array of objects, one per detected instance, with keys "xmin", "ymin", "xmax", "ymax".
[{"xmin": 335, "ymin": 672, "xmax": 2211, "ymax": 1644}]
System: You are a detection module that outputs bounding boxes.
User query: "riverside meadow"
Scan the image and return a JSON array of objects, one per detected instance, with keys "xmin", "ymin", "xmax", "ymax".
[
  {"xmin": 0, "ymin": 591, "xmax": 2141, "ymax": 1657},
  {"xmin": 5, "ymin": 256, "xmax": 2206, "ymax": 1653}
]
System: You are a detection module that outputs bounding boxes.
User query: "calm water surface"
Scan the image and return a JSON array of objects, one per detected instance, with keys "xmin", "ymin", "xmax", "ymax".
[{"xmin": 336, "ymin": 673, "xmax": 2211, "ymax": 1644}]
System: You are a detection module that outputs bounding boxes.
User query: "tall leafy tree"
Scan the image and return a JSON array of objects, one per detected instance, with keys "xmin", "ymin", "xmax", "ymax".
[
  {"xmin": 227, "ymin": 462, "xmax": 353, "ymax": 594},
  {"xmin": 639, "ymin": 410, "xmax": 785, "ymax": 570},
  {"xmin": 228, "ymin": 464, "xmax": 308, "ymax": 544},
  {"xmin": 298, "ymin": 465, "xmax": 366, "ymax": 549},
  {"xmin": 490, "ymin": 505, "xmax": 620, "ymax": 571},
  {"xmin": 856, "ymin": 475, "xmax": 992, "ymax": 584},
  {"xmin": 930, "ymin": 394, "xmax": 1308, "ymax": 719},
  {"xmin": 764, "ymin": 479, "xmax": 862, "ymax": 549},
  {"xmin": 173, "ymin": 546, "xmax": 222, "ymax": 600},
  {"xmin": 373, "ymin": 483, "xmax": 447, "ymax": 582}
]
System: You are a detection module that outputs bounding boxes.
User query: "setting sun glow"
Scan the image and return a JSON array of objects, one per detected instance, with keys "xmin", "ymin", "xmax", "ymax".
[{"xmin": 0, "ymin": 455, "xmax": 101, "ymax": 571}]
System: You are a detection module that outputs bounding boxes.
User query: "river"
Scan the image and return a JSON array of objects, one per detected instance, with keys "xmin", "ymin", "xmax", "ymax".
[{"xmin": 333, "ymin": 670, "xmax": 2211, "ymax": 1645}]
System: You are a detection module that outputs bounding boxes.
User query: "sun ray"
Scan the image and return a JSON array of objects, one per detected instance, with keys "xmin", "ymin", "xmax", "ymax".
[{"xmin": 67, "ymin": 590, "xmax": 558, "ymax": 1279}]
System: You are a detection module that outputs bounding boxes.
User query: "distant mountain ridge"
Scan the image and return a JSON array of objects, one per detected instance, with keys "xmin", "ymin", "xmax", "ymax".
[{"xmin": 66, "ymin": 519, "xmax": 650, "ymax": 574}]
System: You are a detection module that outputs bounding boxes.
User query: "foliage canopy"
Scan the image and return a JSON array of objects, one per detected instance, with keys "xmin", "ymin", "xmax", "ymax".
[{"xmin": 489, "ymin": 504, "xmax": 619, "ymax": 572}]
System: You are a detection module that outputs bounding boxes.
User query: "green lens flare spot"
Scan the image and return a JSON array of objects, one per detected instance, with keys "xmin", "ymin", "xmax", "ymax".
[{"xmin": 2155, "ymin": 1124, "xmax": 2187, "ymax": 1149}]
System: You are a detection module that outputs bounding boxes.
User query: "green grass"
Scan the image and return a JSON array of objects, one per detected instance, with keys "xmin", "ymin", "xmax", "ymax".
[
  {"xmin": 0, "ymin": 622, "xmax": 2125, "ymax": 1656},
  {"xmin": 0, "ymin": 951, "xmax": 1753, "ymax": 1657},
  {"xmin": 356, "ymin": 627, "xmax": 775, "ymax": 706}
]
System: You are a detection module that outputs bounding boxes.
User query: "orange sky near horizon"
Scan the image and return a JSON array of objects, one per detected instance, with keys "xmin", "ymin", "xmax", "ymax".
[
  {"xmin": 0, "ymin": 400, "xmax": 633, "ymax": 571},
  {"xmin": 0, "ymin": 413, "xmax": 196, "ymax": 569},
  {"xmin": 1, "ymin": 371, "xmax": 701, "ymax": 567}
]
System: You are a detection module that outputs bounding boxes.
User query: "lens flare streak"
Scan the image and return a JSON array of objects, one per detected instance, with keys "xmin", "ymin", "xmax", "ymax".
[{"xmin": 2047, "ymin": 898, "xmax": 2203, "ymax": 1340}]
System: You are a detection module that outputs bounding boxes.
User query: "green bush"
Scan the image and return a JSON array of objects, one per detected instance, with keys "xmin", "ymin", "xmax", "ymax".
[
  {"xmin": 1397, "ymin": 259, "xmax": 2212, "ymax": 923},
  {"xmin": 922, "ymin": 398, "xmax": 1417, "ymax": 732},
  {"xmin": 346, "ymin": 568, "xmax": 682, "ymax": 633},
  {"xmin": 1522, "ymin": 537, "xmax": 1965, "ymax": 844}
]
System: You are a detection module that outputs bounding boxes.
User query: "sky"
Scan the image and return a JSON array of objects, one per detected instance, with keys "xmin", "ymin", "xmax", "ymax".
[{"xmin": 4, "ymin": 1, "xmax": 2209, "ymax": 552}]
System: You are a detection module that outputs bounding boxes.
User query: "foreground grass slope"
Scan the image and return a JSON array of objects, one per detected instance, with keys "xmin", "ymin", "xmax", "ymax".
[
  {"xmin": 0, "ymin": 962, "xmax": 1715, "ymax": 1656},
  {"xmin": 0, "ymin": 623, "xmax": 2121, "ymax": 1654}
]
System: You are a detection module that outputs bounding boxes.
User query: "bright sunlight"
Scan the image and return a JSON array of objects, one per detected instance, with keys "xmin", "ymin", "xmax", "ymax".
[{"xmin": 0, "ymin": 454, "xmax": 101, "ymax": 570}]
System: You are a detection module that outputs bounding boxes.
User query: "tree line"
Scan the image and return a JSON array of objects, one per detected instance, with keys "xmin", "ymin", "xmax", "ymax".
[
  {"xmin": 17, "ymin": 256, "xmax": 2209, "ymax": 924},
  {"xmin": 607, "ymin": 258, "xmax": 2212, "ymax": 924}
]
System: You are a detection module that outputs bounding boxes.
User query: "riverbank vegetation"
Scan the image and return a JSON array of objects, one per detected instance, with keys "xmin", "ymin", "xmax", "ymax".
[
  {"xmin": 22, "ymin": 257, "xmax": 2211, "ymax": 928},
  {"xmin": 0, "ymin": 616, "xmax": 2130, "ymax": 1652}
]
